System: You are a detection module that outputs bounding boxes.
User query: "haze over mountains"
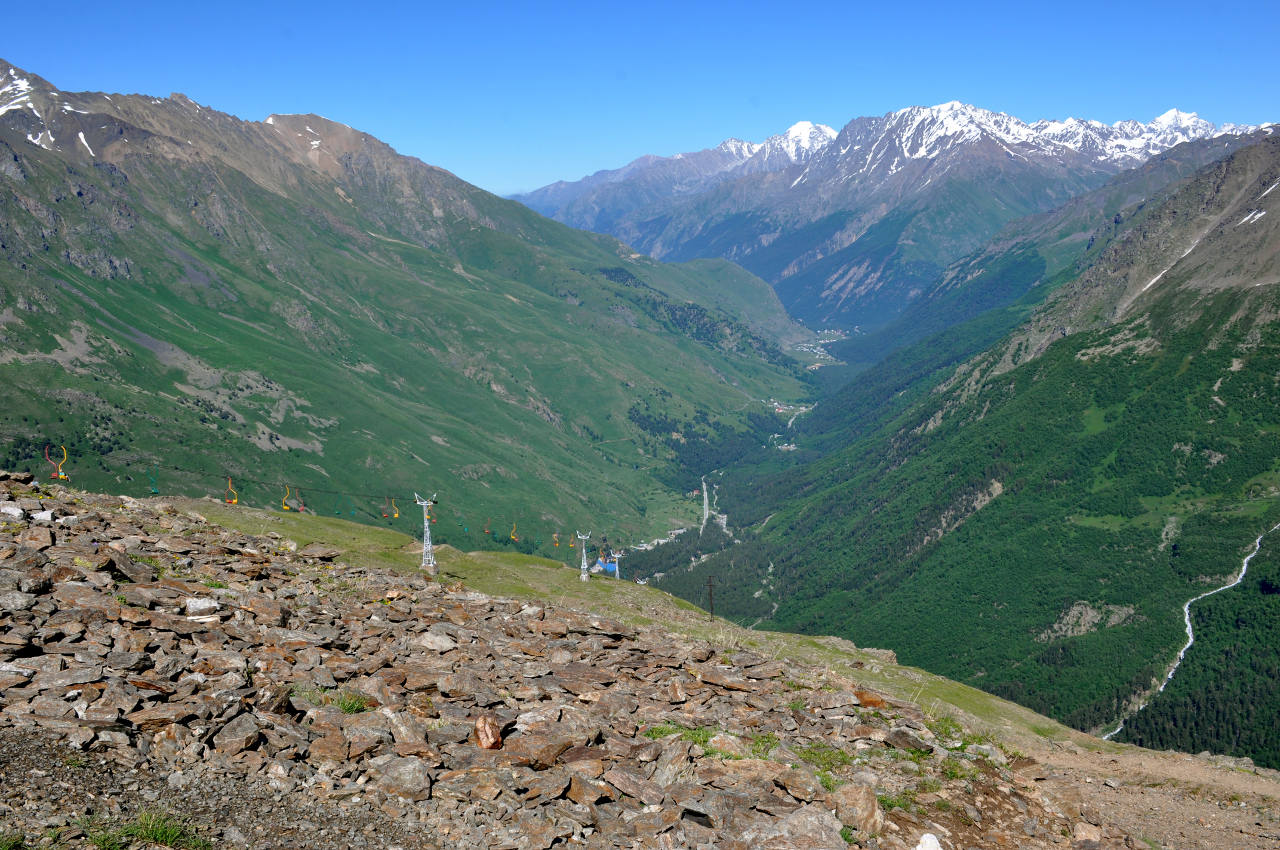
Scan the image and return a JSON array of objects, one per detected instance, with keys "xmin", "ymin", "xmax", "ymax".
[{"xmin": 517, "ymin": 103, "xmax": 1260, "ymax": 334}]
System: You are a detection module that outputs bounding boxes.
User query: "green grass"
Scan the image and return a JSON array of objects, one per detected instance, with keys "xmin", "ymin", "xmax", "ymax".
[
  {"xmin": 334, "ymin": 691, "xmax": 375, "ymax": 714},
  {"xmin": 119, "ymin": 810, "xmax": 211, "ymax": 849},
  {"xmin": 78, "ymin": 816, "xmax": 125, "ymax": 850},
  {"xmin": 0, "ymin": 835, "xmax": 28, "ymax": 850},
  {"xmin": 796, "ymin": 741, "xmax": 853, "ymax": 772},
  {"xmin": 642, "ymin": 724, "xmax": 713, "ymax": 747},
  {"xmin": 290, "ymin": 685, "xmax": 374, "ymax": 714},
  {"xmin": 749, "ymin": 732, "xmax": 779, "ymax": 759},
  {"xmin": 927, "ymin": 715, "xmax": 963, "ymax": 742},
  {"xmin": 877, "ymin": 788, "xmax": 919, "ymax": 813}
]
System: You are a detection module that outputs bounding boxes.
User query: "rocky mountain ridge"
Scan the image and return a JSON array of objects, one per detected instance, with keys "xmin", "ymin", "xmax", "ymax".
[
  {"xmin": 0, "ymin": 471, "xmax": 1152, "ymax": 849},
  {"xmin": 515, "ymin": 100, "xmax": 1264, "ymax": 332}
]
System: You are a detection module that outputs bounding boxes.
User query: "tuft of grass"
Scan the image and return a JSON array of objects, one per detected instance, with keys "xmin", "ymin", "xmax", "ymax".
[
  {"xmin": 682, "ymin": 726, "xmax": 713, "ymax": 747},
  {"xmin": 877, "ymin": 788, "xmax": 918, "ymax": 813},
  {"xmin": 642, "ymin": 723, "xmax": 684, "ymax": 740},
  {"xmin": 917, "ymin": 776, "xmax": 942, "ymax": 793},
  {"xmin": 77, "ymin": 817, "xmax": 125, "ymax": 850},
  {"xmin": 786, "ymin": 698, "xmax": 806, "ymax": 713},
  {"xmin": 120, "ymin": 810, "xmax": 211, "ymax": 849},
  {"xmin": 749, "ymin": 732, "xmax": 779, "ymax": 759},
  {"xmin": 0, "ymin": 835, "xmax": 28, "ymax": 850},
  {"xmin": 200, "ymin": 578, "xmax": 228, "ymax": 589},
  {"xmin": 941, "ymin": 756, "xmax": 976, "ymax": 780},
  {"xmin": 817, "ymin": 770, "xmax": 839, "ymax": 791},
  {"xmin": 840, "ymin": 825, "xmax": 856, "ymax": 844},
  {"xmin": 641, "ymin": 723, "xmax": 715, "ymax": 749},
  {"xmin": 928, "ymin": 715, "xmax": 963, "ymax": 742},
  {"xmin": 334, "ymin": 690, "xmax": 375, "ymax": 714},
  {"xmin": 291, "ymin": 685, "xmax": 374, "ymax": 714},
  {"xmin": 797, "ymin": 741, "xmax": 852, "ymax": 772}
]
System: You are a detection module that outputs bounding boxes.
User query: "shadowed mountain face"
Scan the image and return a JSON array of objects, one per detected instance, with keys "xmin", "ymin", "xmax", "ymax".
[
  {"xmin": 517, "ymin": 103, "xmax": 1259, "ymax": 335},
  {"xmin": 629, "ymin": 134, "xmax": 1280, "ymax": 760},
  {"xmin": 0, "ymin": 59, "xmax": 808, "ymax": 550}
]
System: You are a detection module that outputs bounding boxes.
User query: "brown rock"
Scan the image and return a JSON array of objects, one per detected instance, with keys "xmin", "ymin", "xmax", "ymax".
[
  {"xmin": 125, "ymin": 703, "xmax": 197, "ymax": 731},
  {"xmin": 566, "ymin": 773, "xmax": 612, "ymax": 804},
  {"xmin": 297, "ymin": 543, "xmax": 341, "ymax": 560},
  {"xmin": 17, "ymin": 527, "xmax": 54, "ymax": 551},
  {"xmin": 475, "ymin": 713, "xmax": 502, "ymax": 749},
  {"xmin": 308, "ymin": 733, "xmax": 349, "ymax": 764},
  {"xmin": 505, "ymin": 733, "xmax": 573, "ymax": 768},
  {"xmin": 828, "ymin": 783, "xmax": 884, "ymax": 834},
  {"xmin": 778, "ymin": 767, "xmax": 823, "ymax": 802},
  {"xmin": 603, "ymin": 766, "xmax": 665, "ymax": 806},
  {"xmin": 374, "ymin": 756, "xmax": 433, "ymax": 801},
  {"xmin": 213, "ymin": 712, "xmax": 260, "ymax": 755}
]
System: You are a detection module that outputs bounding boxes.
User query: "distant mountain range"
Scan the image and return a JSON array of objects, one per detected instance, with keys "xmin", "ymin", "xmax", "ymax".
[{"xmin": 516, "ymin": 103, "xmax": 1261, "ymax": 335}]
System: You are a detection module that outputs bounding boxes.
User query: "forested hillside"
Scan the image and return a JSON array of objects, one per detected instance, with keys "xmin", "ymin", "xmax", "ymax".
[{"xmin": 636, "ymin": 134, "xmax": 1280, "ymax": 758}]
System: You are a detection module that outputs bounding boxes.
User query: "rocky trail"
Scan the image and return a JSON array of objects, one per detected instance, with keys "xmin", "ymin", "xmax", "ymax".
[{"xmin": 1, "ymin": 472, "xmax": 1277, "ymax": 849}]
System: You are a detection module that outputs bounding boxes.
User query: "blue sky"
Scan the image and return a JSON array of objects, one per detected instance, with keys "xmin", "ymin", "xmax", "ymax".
[{"xmin": 5, "ymin": 0, "xmax": 1277, "ymax": 194}]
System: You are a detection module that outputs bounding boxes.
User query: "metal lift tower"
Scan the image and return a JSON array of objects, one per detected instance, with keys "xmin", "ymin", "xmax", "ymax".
[
  {"xmin": 577, "ymin": 531, "xmax": 591, "ymax": 581},
  {"xmin": 415, "ymin": 493, "xmax": 438, "ymax": 575}
]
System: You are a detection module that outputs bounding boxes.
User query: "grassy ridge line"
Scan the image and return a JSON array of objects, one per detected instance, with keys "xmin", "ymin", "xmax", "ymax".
[{"xmin": 182, "ymin": 496, "xmax": 1103, "ymax": 755}]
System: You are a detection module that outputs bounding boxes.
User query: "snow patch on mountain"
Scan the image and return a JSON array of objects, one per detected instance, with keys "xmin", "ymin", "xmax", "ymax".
[{"xmin": 0, "ymin": 68, "xmax": 36, "ymax": 118}]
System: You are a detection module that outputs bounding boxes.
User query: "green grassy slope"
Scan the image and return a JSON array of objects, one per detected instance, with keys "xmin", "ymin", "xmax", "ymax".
[{"xmin": 0, "ymin": 86, "xmax": 808, "ymax": 559}]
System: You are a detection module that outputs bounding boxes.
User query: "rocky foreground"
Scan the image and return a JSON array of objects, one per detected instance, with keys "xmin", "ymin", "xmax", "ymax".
[{"xmin": 0, "ymin": 472, "xmax": 1136, "ymax": 849}]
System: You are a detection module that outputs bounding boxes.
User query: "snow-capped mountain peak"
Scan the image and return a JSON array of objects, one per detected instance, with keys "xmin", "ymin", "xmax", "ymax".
[
  {"xmin": 716, "ymin": 137, "xmax": 763, "ymax": 159},
  {"xmin": 779, "ymin": 120, "xmax": 838, "ymax": 151},
  {"xmin": 737, "ymin": 120, "xmax": 837, "ymax": 173},
  {"xmin": 857, "ymin": 101, "xmax": 1259, "ymax": 168}
]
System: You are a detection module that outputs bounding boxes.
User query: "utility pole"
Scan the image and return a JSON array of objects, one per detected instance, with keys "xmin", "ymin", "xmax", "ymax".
[
  {"xmin": 706, "ymin": 574, "xmax": 715, "ymax": 619},
  {"xmin": 577, "ymin": 531, "xmax": 591, "ymax": 582},
  {"xmin": 415, "ymin": 493, "xmax": 438, "ymax": 576}
]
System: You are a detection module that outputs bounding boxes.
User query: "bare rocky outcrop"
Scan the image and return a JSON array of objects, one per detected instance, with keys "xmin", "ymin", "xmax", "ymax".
[{"xmin": 0, "ymin": 472, "xmax": 1129, "ymax": 849}]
